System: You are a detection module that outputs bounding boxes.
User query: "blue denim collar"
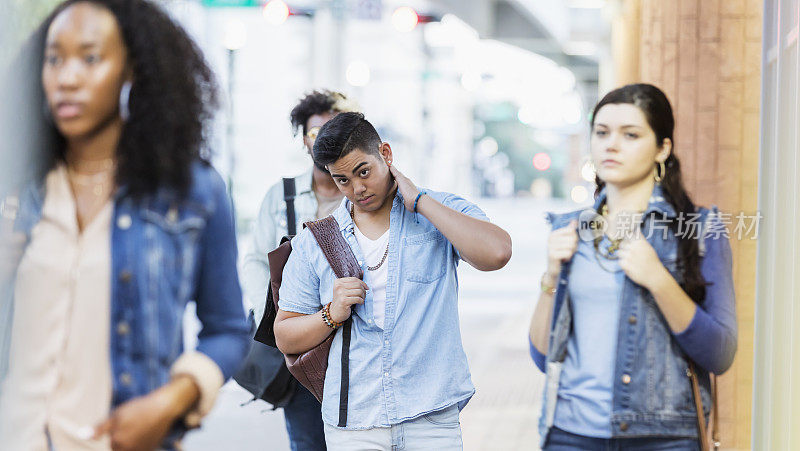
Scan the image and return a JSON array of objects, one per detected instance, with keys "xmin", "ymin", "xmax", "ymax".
[
  {"xmin": 333, "ymin": 189, "xmax": 405, "ymax": 232},
  {"xmin": 592, "ymin": 183, "xmax": 677, "ymax": 218}
]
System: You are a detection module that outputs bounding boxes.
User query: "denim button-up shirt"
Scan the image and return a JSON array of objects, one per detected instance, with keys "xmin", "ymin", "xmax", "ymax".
[
  {"xmin": 278, "ymin": 190, "xmax": 489, "ymax": 429},
  {"xmin": 0, "ymin": 162, "xmax": 250, "ymax": 408}
]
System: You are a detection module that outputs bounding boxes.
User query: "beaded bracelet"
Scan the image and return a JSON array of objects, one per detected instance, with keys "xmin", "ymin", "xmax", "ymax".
[
  {"xmin": 413, "ymin": 190, "xmax": 427, "ymax": 213},
  {"xmin": 322, "ymin": 302, "xmax": 343, "ymax": 329}
]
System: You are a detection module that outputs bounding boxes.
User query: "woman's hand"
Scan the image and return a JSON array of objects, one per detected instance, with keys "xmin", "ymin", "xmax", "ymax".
[
  {"xmin": 545, "ymin": 220, "xmax": 579, "ymax": 278},
  {"xmin": 329, "ymin": 277, "xmax": 368, "ymax": 323},
  {"xmin": 617, "ymin": 235, "xmax": 670, "ymax": 289},
  {"xmin": 94, "ymin": 376, "xmax": 200, "ymax": 450},
  {"xmin": 388, "ymin": 165, "xmax": 420, "ymax": 212}
]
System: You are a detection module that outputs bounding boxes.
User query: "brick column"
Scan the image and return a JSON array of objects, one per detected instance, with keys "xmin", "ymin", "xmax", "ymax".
[{"xmin": 615, "ymin": 1, "xmax": 762, "ymax": 449}]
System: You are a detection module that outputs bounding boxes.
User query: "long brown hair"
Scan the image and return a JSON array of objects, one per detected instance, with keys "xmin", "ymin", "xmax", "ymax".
[{"xmin": 591, "ymin": 83, "xmax": 706, "ymax": 303}]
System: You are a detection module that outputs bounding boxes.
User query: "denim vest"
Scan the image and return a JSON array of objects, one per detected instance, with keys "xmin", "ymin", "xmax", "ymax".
[
  {"xmin": 0, "ymin": 162, "xmax": 250, "ymax": 408},
  {"xmin": 538, "ymin": 185, "xmax": 732, "ymax": 445}
]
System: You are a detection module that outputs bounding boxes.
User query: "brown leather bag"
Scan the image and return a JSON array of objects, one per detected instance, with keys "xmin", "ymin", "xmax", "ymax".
[
  {"xmin": 689, "ymin": 362, "xmax": 720, "ymax": 451},
  {"xmin": 262, "ymin": 215, "xmax": 362, "ymax": 427}
]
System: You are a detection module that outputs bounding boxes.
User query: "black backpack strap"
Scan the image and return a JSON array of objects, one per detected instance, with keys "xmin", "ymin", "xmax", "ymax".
[
  {"xmin": 283, "ymin": 177, "xmax": 296, "ymax": 236},
  {"xmin": 338, "ymin": 319, "xmax": 352, "ymax": 427}
]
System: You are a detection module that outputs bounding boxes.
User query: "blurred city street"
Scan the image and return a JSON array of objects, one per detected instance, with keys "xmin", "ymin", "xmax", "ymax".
[
  {"xmin": 2, "ymin": 0, "xmax": 789, "ymax": 448},
  {"xmin": 184, "ymin": 197, "xmax": 573, "ymax": 450}
]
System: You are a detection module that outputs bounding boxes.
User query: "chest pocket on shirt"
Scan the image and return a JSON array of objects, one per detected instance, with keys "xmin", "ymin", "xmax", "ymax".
[
  {"xmin": 141, "ymin": 204, "xmax": 206, "ymax": 299},
  {"xmin": 402, "ymin": 230, "xmax": 448, "ymax": 283}
]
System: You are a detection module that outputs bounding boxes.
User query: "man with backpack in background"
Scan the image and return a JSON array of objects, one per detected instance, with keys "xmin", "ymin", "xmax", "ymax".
[{"xmin": 238, "ymin": 90, "xmax": 360, "ymax": 451}]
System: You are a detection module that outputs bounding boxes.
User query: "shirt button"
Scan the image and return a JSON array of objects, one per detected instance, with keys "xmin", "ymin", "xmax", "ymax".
[
  {"xmin": 621, "ymin": 374, "xmax": 631, "ymax": 384},
  {"xmin": 120, "ymin": 372, "xmax": 133, "ymax": 386},
  {"xmin": 384, "ymin": 340, "xmax": 389, "ymax": 345},
  {"xmin": 384, "ymin": 372, "xmax": 389, "ymax": 377},
  {"xmin": 628, "ymin": 315, "xmax": 637, "ymax": 325},
  {"xmin": 117, "ymin": 322, "xmax": 130, "ymax": 336},
  {"xmin": 167, "ymin": 207, "xmax": 178, "ymax": 224},
  {"xmin": 117, "ymin": 214, "xmax": 132, "ymax": 230},
  {"xmin": 620, "ymin": 422, "xmax": 629, "ymax": 431},
  {"xmin": 119, "ymin": 270, "xmax": 132, "ymax": 283},
  {"xmin": 358, "ymin": 260, "xmax": 363, "ymax": 266}
]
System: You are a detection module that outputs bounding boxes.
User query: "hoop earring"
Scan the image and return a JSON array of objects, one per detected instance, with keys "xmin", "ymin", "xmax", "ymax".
[
  {"xmin": 119, "ymin": 81, "xmax": 132, "ymax": 121},
  {"xmin": 654, "ymin": 161, "xmax": 666, "ymax": 183}
]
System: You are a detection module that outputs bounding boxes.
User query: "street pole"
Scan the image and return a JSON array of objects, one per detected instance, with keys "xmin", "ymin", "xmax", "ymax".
[{"xmin": 331, "ymin": 0, "xmax": 346, "ymax": 89}]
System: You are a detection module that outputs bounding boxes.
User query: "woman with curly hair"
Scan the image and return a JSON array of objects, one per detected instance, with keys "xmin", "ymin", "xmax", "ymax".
[
  {"xmin": 0, "ymin": 1, "xmax": 249, "ymax": 449},
  {"xmin": 528, "ymin": 84, "xmax": 737, "ymax": 450},
  {"xmin": 240, "ymin": 89, "xmax": 360, "ymax": 451}
]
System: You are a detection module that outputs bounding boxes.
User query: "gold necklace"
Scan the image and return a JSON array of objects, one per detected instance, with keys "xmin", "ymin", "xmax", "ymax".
[
  {"xmin": 67, "ymin": 166, "xmax": 115, "ymax": 196},
  {"xmin": 66, "ymin": 157, "xmax": 114, "ymax": 174},
  {"xmin": 596, "ymin": 204, "xmax": 623, "ymax": 258}
]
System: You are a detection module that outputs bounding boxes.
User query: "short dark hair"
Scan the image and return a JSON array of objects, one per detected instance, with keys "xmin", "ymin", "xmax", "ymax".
[{"xmin": 312, "ymin": 112, "xmax": 382, "ymax": 168}]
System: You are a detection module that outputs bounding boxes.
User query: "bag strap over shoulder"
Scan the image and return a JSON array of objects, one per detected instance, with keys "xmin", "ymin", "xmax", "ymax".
[
  {"xmin": 282, "ymin": 178, "xmax": 296, "ymax": 236},
  {"xmin": 305, "ymin": 216, "xmax": 362, "ymax": 280},
  {"xmin": 689, "ymin": 362, "xmax": 719, "ymax": 451},
  {"xmin": 338, "ymin": 318, "xmax": 352, "ymax": 427},
  {"xmin": 711, "ymin": 374, "xmax": 719, "ymax": 448},
  {"xmin": 304, "ymin": 214, "xmax": 361, "ymax": 427}
]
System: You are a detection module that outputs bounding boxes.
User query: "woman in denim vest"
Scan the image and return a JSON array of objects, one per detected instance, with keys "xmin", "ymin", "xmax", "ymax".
[
  {"xmin": 0, "ymin": 1, "xmax": 249, "ymax": 449},
  {"xmin": 529, "ymin": 84, "xmax": 737, "ymax": 450}
]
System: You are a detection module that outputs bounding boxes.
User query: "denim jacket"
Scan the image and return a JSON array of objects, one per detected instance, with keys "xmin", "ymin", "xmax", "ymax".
[
  {"xmin": 533, "ymin": 185, "xmax": 737, "ymax": 445},
  {"xmin": 0, "ymin": 162, "xmax": 250, "ymax": 407}
]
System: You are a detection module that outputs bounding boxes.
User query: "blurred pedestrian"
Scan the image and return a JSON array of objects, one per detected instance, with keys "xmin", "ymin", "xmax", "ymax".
[
  {"xmin": 528, "ymin": 83, "xmax": 737, "ymax": 450},
  {"xmin": 0, "ymin": 1, "xmax": 249, "ymax": 449},
  {"xmin": 273, "ymin": 112, "xmax": 512, "ymax": 450},
  {"xmin": 239, "ymin": 90, "xmax": 360, "ymax": 451}
]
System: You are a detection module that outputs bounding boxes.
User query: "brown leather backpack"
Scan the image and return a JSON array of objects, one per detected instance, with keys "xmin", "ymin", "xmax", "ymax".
[{"xmin": 254, "ymin": 215, "xmax": 361, "ymax": 427}]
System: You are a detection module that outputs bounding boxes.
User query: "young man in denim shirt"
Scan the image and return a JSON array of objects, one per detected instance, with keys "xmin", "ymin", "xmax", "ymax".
[{"xmin": 274, "ymin": 112, "xmax": 512, "ymax": 450}]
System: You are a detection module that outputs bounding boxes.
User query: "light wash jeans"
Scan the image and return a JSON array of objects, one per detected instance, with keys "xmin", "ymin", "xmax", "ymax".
[{"xmin": 323, "ymin": 405, "xmax": 463, "ymax": 451}]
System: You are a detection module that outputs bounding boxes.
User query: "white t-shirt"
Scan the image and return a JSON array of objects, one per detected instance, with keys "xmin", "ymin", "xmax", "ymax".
[{"xmin": 353, "ymin": 225, "xmax": 390, "ymax": 329}]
